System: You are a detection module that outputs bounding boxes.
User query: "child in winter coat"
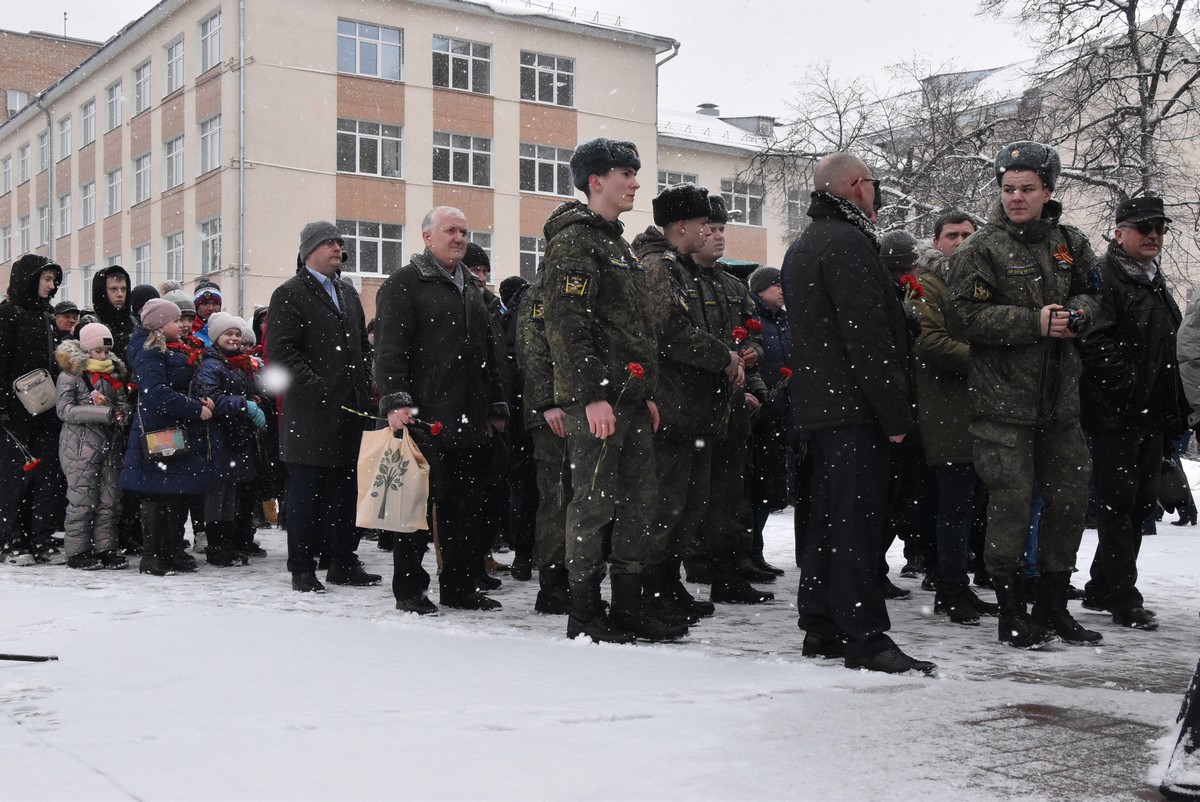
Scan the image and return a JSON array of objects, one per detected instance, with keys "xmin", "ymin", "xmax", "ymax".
[
  {"xmin": 55, "ymin": 323, "xmax": 131, "ymax": 570},
  {"xmin": 195, "ymin": 312, "xmax": 266, "ymax": 566}
]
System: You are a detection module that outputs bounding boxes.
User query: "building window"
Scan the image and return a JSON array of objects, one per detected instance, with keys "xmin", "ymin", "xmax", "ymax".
[
  {"xmin": 18, "ymin": 215, "xmax": 29, "ymax": 254},
  {"xmin": 468, "ymin": 231, "xmax": 492, "ymax": 262},
  {"xmin": 1, "ymin": 157, "xmax": 9, "ymax": 194},
  {"xmin": 721, "ymin": 178, "xmax": 764, "ymax": 226},
  {"xmin": 134, "ymin": 61, "xmax": 152, "ymax": 114},
  {"xmin": 199, "ymin": 115, "xmax": 220, "ymax": 174},
  {"xmin": 657, "ymin": 170, "xmax": 698, "ymax": 193},
  {"xmin": 5, "ymin": 89, "xmax": 28, "ymax": 118},
  {"xmin": 337, "ymin": 19, "xmax": 402, "ymax": 81},
  {"xmin": 432, "ymin": 36, "xmax": 490, "ymax": 94},
  {"xmin": 80, "ymin": 181, "xmax": 95, "ymax": 227},
  {"xmin": 37, "ymin": 205, "xmax": 49, "ymax": 246},
  {"xmin": 37, "ymin": 130, "xmax": 50, "ymax": 173},
  {"xmin": 787, "ymin": 189, "xmax": 805, "ymax": 232},
  {"xmin": 81, "ymin": 99, "xmax": 96, "ymax": 146},
  {"xmin": 58, "ymin": 193, "xmax": 71, "ymax": 235},
  {"xmin": 519, "ymin": 143, "xmax": 573, "ymax": 196},
  {"xmin": 134, "ymin": 243, "xmax": 151, "ymax": 285},
  {"xmin": 520, "ymin": 51, "xmax": 573, "ymax": 107},
  {"xmin": 200, "ymin": 11, "xmax": 221, "ymax": 73},
  {"xmin": 57, "ymin": 116, "xmax": 71, "ymax": 161},
  {"xmin": 165, "ymin": 135, "xmax": 184, "ymax": 189},
  {"xmin": 106, "ymin": 81, "xmax": 123, "ymax": 131},
  {"xmin": 165, "ymin": 38, "xmax": 184, "ymax": 95},
  {"xmin": 165, "ymin": 231, "xmax": 184, "ymax": 281},
  {"xmin": 0, "ymin": 226, "xmax": 9, "ymax": 263},
  {"xmin": 134, "ymin": 153, "xmax": 152, "ymax": 204},
  {"xmin": 432, "ymin": 132, "xmax": 490, "ymax": 186},
  {"xmin": 337, "ymin": 219, "xmax": 402, "ymax": 276},
  {"xmin": 106, "ymin": 169, "xmax": 123, "ymax": 216},
  {"xmin": 519, "ymin": 235, "xmax": 546, "ymax": 280},
  {"xmin": 107, "ymin": 253, "xmax": 122, "ymax": 268},
  {"xmin": 336, "ymin": 119, "xmax": 401, "ymax": 178},
  {"xmin": 17, "ymin": 143, "xmax": 29, "ymax": 183},
  {"xmin": 200, "ymin": 218, "xmax": 221, "ymax": 274}
]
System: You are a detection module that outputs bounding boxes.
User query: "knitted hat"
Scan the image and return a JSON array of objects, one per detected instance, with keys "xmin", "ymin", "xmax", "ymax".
[
  {"xmin": 499, "ymin": 276, "xmax": 529, "ymax": 308},
  {"xmin": 652, "ymin": 183, "xmax": 711, "ymax": 227},
  {"xmin": 298, "ymin": 221, "xmax": 346, "ymax": 265},
  {"xmin": 129, "ymin": 284, "xmax": 161, "ymax": 320},
  {"xmin": 1115, "ymin": 196, "xmax": 1171, "ymax": 225},
  {"xmin": 140, "ymin": 298, "xmax": 182, "ymax": 331},
  {"xmin": 463, "ymin": 242, "xmax": 490, "ymax": 271},
  {"xmin": 161, "ymin": 288, "xmax": 195, "ymax": 315},
  {"xmin": 194, "ymin": 278, "xmax": 222, "ymax": 305},
  {"xmin": 206, "ymin": 311, "xmax": 243, "ymax": 343},
  {"xmin": 749, "ymin": 266, "xmax": 782, "ymax": 295},
  {"xmin": 878, "ymin": 230, "xmax": 920, "ymax": 273},
  {"xmin": 995, "ymin": 141, "xmax": 1061, "ymax": 191},
  {"xmin": 239, "ymin": 320, "xmax": 256, "ymax": 347},
  {"xmin": 52, "ymin": 300, "xmax": 79, "ymax": 316},
  {"xmin": 708, "ymin": 194, "xmax": 730, "ymax": 225},
  {"xmin": 569, "ymin": 138, "xmax": 641, "ymax": 191},
  {"xmin": 79, "ymin": 322, "xmax": 114, "ymax": 352}
]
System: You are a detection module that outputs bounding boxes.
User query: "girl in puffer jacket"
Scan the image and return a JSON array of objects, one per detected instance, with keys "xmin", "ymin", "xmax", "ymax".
[{"xmin": 55, "ymin": 323, "xmax": 132, "ymax": 570}]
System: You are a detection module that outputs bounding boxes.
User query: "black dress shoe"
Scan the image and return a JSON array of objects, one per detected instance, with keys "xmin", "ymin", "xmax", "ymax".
[
  {"xmin": 751, "ymin": 554, "xmax": 786, "ymax": 576},
  {"xmin": 327, "ymin": 562, "xmax": 382, "ymax": 586},
  {"xmin": 802, "ymin": 631, "xmax": 847, "ymax": 659},
  {"xmin": 477, "ymin": 573, "xmax": 502, "ymax": 592},
  {"xmin": 396, "ymin": 595, "xmax": 439, "ymax": 615},
  {"xmin": 441, "ymin": 591, "xmax": 502, "ymax": 611},
  {"xmin": 737, "ymin": 560, "xmax": 778, "ymax": 584},
  {"xmin": 878, "ymin": 577, "xmax": 911, "ymax": 600},
  {"xmin": 1112, "ymin": 606, "xmax": 1159, "ymax": 630},
  {"xmin": 711, "ymin": 577, "xmax": 774, "ymax": 604},
  {"xmin": 292, "ymin": 571, "xmax": 326, "ymax": 593},
  {"xmin": 845, "ymin": 643, "xmax": 936, "ymax": 675}
]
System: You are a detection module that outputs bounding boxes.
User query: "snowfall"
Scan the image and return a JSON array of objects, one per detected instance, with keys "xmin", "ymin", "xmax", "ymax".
[{"xmin": 5, "ymin": 468, "xmax": 1200, "ymax": 801}]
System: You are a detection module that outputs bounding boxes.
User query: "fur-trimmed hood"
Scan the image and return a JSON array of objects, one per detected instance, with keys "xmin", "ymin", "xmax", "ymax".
[{"xmin": 55, "ymin": 338, "xmax": 128, "ymax": 379}]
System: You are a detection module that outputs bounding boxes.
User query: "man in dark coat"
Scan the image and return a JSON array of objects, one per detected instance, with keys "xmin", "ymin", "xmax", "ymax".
[
  {"xmin": 375, "ymin": 206, "xmax": 509, "ymax": 614},
  {"xmin": 0, "ymin": 254, "xmax": 65, "ymax": 563},
  {"xmin": 1080, "ymin": 196, "xmax": 1188, "ymax": 631},
  {"xmin": 783, "ymin": 152, "xmax": 934, "ymax": 675},
  {"xmin": 91, "ymin": 265, "xmax": 133, "ymax": 361},
  {"xmin": 266, "ymin": 221, "xmax": 379, "ymax": 593}
]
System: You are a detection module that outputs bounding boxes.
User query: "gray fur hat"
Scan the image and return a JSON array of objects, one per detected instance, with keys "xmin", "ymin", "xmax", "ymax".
[
  {"xmin": 569, "ymin": 138, "xmax": 641, "ymax": 191},
  {"xmin": 995, "ymin": 140, "xmax": 1061, "ymax": 191}
]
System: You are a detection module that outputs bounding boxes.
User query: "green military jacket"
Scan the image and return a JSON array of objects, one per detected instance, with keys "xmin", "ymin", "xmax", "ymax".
[
  {"xmin": 541, "ymin": 201, "xmax": 658, "ymax": 408},
  {"xmin": 947, "ymin": 198, "xmax": 1100, "ymax": 429},
  {"xmin": 513, "ymin": 276, "xmax": 555, "ymax": 431},
  {"xmin": 913, "ymin": 247, "xmax": 973, "ymax": 465}
]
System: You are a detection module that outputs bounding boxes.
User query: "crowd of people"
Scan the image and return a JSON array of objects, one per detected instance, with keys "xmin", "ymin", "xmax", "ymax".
[{"xmin": 1, "ymin": 135, "xmax": 1196, "ymax": 675}]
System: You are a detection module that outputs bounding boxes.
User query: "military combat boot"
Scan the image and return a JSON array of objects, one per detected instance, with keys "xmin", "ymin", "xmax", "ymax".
[
  {"xmin": 566, "ymin": 578, "xmax": 634, "ymax": 644},
  {"xmin": 665, "ymin": 558, "xmax": 715, "ymax": 618},
  {"xmin": 711, "ymin": 564, "xmax": 774, "ymax": 604},
  {"xmin": 535, "ymin": 565, "xmax": 571, "ymax": 615},
  {"xmin": 609, "ymin": 573, "xmax": 688, "ymax": 641},
  {"xmin": 1031, "ymin": 570, "xmax": 1103, "ymax": 644},
  {"xmin": 642, "ymin": 563, "xmax": 699, "ymax": 626},
  {"xmin": 993, "ymin": 575, "xmax": 1056, "ymax": 648},
  {"xmin": 935, "ymin": 584, "xmax": 981, "ymax": 625}
]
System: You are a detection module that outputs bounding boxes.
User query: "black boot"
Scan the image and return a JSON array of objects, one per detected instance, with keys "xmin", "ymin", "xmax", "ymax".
[
  {"xmin": 327, "ymin": 560, "xmax": 382, "ymax": 586},
  {"xmin": 711, "ymin": 564, "xmax": 774, "ymax": 604},
  {"xmin": 138, "ymin": 505, "xmax": 176, "ymax": 576},
  {"xmin": 566, "ymin": 577, "xmax": 634, "ymax": 644},
  {"xmin": 535, "ymin": 565, "xmax": 571, "ymax": 615},
  {"xmin": 993, "ymin": 575, "xmax": 1056, "ymax": 648},
  {"xmin": 205, "ymin": 522, "xmax": 245, "ymax": 567},
  {"xmin": 1031, "ymin": 571, "xmax": 1103, "ymax": 644},
  {"xmin": 736, "ymin": 556, "xmax": 778, "ymax": 584},
  {"xmin": 935, "ymin": 584, "xmax": 981, "ymax": 625},
  {"xmin": 642, "ymin": 564, "xmax": 699, "ymax": 626},
  {"xmin": 609, "ymin": 573, "xmax": 688, "ymax": 641},
  {"xmin": 664, "ymin": 558, "xmax": 715, "ymax": 618}
]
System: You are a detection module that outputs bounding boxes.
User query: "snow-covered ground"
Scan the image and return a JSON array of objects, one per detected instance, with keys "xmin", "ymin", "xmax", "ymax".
[{"xmin": 4, "ymin": 469, "xmax": 1200, "ymax": 801}]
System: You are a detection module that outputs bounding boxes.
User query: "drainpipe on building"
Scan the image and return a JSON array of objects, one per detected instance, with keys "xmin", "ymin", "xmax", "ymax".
[
  {"xmin": 237, "ymin": 0, "xmax": 247, "ymax": 316},
  {"xmin": 35, "ymin": 96, "xmax": 53, "ymax": 262},
  {"xmin": 655, "ymin": 41, "xmax": 681, "ymax": 70}
]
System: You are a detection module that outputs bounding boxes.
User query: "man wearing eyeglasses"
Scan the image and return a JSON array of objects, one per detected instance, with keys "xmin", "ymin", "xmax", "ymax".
[{"xmin": 1079, "ymin": 196, "xmax": 1188, "ymax": 632}]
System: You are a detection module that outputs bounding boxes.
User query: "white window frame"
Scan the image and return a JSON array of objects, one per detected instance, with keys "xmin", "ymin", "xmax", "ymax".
[
  {"xmin": 37, "ymin": 205, "xmax": 49, "ymax": 246},
  {"xmin": 432, "ymin": 36, "xmax": 491, "ymax": 94},
  {"xmin": 336, "ymin": 219, "xmax": 403, "ymax": 276},
  {"xmin": 337, "ymin": 19, "xmax": 402, "ymax": 81},
  {"xmin": 519, "ymin": 143, "xmax": 574, "ymax": 197},
  {"xmin": 5, "ymin": 89, "xmax": 28, "ymax": 118},
  {"xmin": 200, "ymin": 217, "xmax": 221, "ymax": 275},
  {"xmin": 165, "ymin": 231, "xmax": 184, "ymax": 281},
  {"xmin": 36, "ymin": 130, "xmax": 50, "ymax": 173},
  {"xmin": 57, "ymin": 116, "xmax": 71, "ymax": 161},
  {"xmin": 134, "ymin": 153, "xmax": 152, "ymax": 204},
  {"xmin": 106, "ymin": 81, "xmax": 123, "ymax": 131},
  {"xmin": 0, "ymin": 226, "xmax": 9, "ymax": 263},
  {"xmin": 80, "ymin": 181, "xmax": 95, "ymax": 227},
  {"xmin": 520, "ymin": 51, "xmax": 574, "ymax": 107},
  {"xmin": 17, "ymin": 144, "xmax": 29, "ymax": 184},
  {"xmin": 336, "ymin": 118, "xmax": 402, "ymax": 178},
  {"xmin": 165, "ymin": 38, "xmax": 185, "ymax": 95},
  {"xmin": 721, "ymin": 178, "xmax": 764, "ymax": 227},
  {"xmin": 199, "ymin": 115, "xmax": 220, "ymax": 174},
  {"xmin": 519, "ymin": 235, "xmax": 546, "ymax": 280},
  {"xmin": 106, "ymin": 169, "xmax": 123, "ymax": 217},
  {"xmin": 133, "ymin": 60, "xmax": 152, "ymax": 114},
  {"xmin": 200, "ymin": 11, "xmax": 222, "ymax": 73},
  {"xmin": 81, "ymin": 99, "xmax": 96, "ymax": 146},
  {"xmin": 432, "ymin": 131, "xmax": 490, "ymax": 187},
  {"xmin": 658, "ymin": 170, "xmax": 698, "ymax": 194},
  {"xmin": 468, "ymin": 231, "xmax": 492, "ymax": 262},
  {"xmin": 18, "ymin": 215, "xmax": 30, "ymax": 254},
  {"xmin": 134, "ymin": 243, "xmax": 152, "ymax": 285},
  {"xmin": 165, "ymin": 135, "xmax": 184, "ymax": 189},
  {"xmin": 1, "ymin": 157, "xmax": 10, "ymax": 194},
  {"xmin": 58, "ymin": 192, "xmax": 71, "ymax": 235}
]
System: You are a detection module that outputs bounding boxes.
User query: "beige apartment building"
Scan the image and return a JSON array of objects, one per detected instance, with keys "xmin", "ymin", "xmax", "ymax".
[{"xmin": 0, "ymin": 0, "xmax": 680, "ymax": 317}]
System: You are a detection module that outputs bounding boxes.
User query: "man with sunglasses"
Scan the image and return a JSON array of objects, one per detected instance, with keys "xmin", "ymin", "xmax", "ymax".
[{"xmin": 1079, "ymin": 197, "xmax": 1188, "ymax": 631}]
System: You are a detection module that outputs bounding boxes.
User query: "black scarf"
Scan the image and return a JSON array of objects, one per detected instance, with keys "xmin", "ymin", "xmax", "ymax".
[{"xmin": 812, "ymin": 190, "xmax": 880, "ymax": 248}]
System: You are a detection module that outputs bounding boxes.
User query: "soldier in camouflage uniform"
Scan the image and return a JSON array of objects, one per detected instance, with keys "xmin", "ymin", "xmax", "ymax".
[
  {"xmin": 947, "ymin": 140, "xmax": 1102, "ymax": 648},
  {"xmin": 540, "ymin": 137, "xmax": 686, "ymax": 644},
  {"xmin": 631, "ymin": 184, "xmax": 745, "ymax": 625},
  {"xmin": 513, "ymin": 274, "xmax": 572, "ymax": 615}
]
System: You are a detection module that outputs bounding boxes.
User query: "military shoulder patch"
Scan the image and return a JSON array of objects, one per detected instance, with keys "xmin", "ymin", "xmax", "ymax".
[
  {"xmin": 531, "ymin": 300, "xmax": 545, "ymax": 320},
  {"xmin": 674, "ymin": 286, "xmax": 690, "ymax": 311},
  {"xmin": 1005, "ymin": 264, "xmax": 1037, "ymax": 277},
  {"xmin": 562, "ymin": 271, "xmax": 590, "ymax": 298},
  {"xmin": 973, "ymin": 280, "xmax": 992, "ymax": 302}
]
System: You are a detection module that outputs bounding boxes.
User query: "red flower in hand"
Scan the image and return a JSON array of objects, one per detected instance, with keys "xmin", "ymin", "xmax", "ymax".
[
  {"xmin": 22, "ymin": 458, "xmax": 41, "ymax": 473},
  {"xmin": 745, "ymin": 318, "xmax": 763, "ymax": 334},
  {"xmin": 429, "ymin": 421, "xmax": 444, "ymax": 436},
  {"xmin": 732, "ymin": 326, "xmax": 749, "ymax": 344},
  {"xmin": 779, "ymin": 367, "xmax": 794, "ymax": 380},
  {"xmin": 627, "ymin": 362, "xmax": 645, "ymax": 379},
  {"xmin": 899, "ymin": 274, "xmax": 924, "ymax": 300}
]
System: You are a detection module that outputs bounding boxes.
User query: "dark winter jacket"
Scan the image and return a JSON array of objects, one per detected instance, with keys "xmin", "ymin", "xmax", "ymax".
[
  {"xmin": 119, "ymin": 339, "xmax": 213, "ymax": 496},
  {"xmin": 0, "ymin": 255, "xmax": 63, "ymax": 436},
  {"xmin": 1080, "ymin": 240, "xmax": 1189, "ymax": 435},
  {"xmin": 195, "ymin": 345, "xmax": 258, "ymax": 482},
  {"xmin": 266, "ymin": 265, "xmax": 372, "ymax": 467},
  {"xmin": 782, "ymin": 192, "xmax": 914, "ymax": 436},
  {"xmin": 913, "ymin": 248, "xmax": 973, "ymax": 465},
  {"xmin": 54, "ymin": 340, "xmax": 130, "ymax": 480},
  {"xmin": 374, "ymin": 249, "xmax": 508, "ymax": 450},
  {"xmin": 753, "ymin": 295, "xmax": 791, "ymax": 424},
  {"xmin": 500, "ymin": 282, "xmax": 529, "ymax": 438},
  {"xmin": 541, "ymin": 201, "xmax": 658, "ymax": 407},
  {"xmin": 91, "ymin": 265, "xmax": 134, "ymax": 361},
  {"xmin": 947, "ymin": 198, "xmax": 1100, "ymax": 429},
  {"xmin": 514, "ymin": 277, "xmax": 555, "ymax": 431}
]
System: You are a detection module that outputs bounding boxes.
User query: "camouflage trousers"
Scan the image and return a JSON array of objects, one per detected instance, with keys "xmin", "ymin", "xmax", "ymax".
[
  {"xmin": 647, "ymin": 434, "xmax": 712, "ymax": 567},
  {"xmin": 563, "ymin": 402, "xmax": 656, "ymax": 583},
  {"xmin": 972, "ymin": 419, "xmax": 1090, "ymax": 579},
  {"xmin": 531, "ymin": 425, "xmax": 569, "ymax": 571},
  {"xmin": 692, "ymin": 405, "xmax": 754, "ymax": 561}
]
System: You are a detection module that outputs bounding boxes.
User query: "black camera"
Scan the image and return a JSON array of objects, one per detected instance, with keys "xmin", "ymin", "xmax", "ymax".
[{"xmin": 1064, "ymin": 309, "xmax": 1086, "ymax": 334}]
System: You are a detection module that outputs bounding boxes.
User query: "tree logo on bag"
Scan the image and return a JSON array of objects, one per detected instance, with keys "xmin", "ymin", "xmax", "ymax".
[{"xmin": 370, "ymin": 444, "xmax": 410, "ymax": 518}]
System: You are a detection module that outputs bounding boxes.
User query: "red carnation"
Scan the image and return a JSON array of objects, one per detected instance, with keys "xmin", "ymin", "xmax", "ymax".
[
  {"xmin": 22, "ymin": 458, "xmax": 41, "ymax": 473},
  {"xmin": 899, "ymin": 274, "xmax": 924, "ymax": 300},
  {"xmin": 732, "ymin": 326, "xmax": 749, "ymax": 344},
  {"xmin": 780, "ymin": 367, "xmax": 794, "ymax": 380},
  {"xmin": 429, "ymin": 421, "xmax": 444, "ymax": 436},
  {"xmin": 627, "ymin": 362, "xmax": 645, "ymax": 379},
  {"xmin": 745, "ymin": 318, "xmax": 763, "ymax": 334}
]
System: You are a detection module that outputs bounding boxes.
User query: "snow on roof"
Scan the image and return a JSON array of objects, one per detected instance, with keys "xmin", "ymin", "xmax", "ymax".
[{"xmin": 657, "ymin": 107, "xmax": 770, "ymax": 153}]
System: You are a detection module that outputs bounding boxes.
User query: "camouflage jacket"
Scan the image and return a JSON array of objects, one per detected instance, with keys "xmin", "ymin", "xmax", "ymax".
[
  {"xmin": 947, "ymin": 198, "xmax": 1100, "ymax": 429},
  {"xmin": 513, "ymin": 276, "xmax": 554, "ymax": 431},
  {"xmin": 541, "ymin": 201, "xmax": 658, "ymax": 408}
]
